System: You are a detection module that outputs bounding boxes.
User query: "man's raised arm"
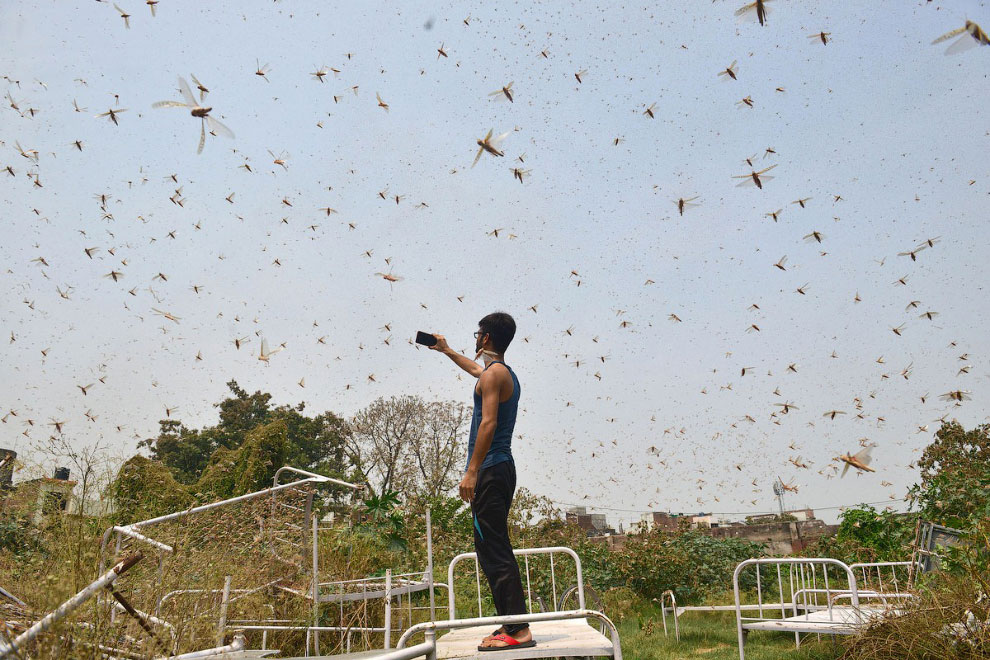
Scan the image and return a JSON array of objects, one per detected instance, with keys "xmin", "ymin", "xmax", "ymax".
[{"xmin": 429, "ymin": 334, "xmax": 484, "ymax": 378}]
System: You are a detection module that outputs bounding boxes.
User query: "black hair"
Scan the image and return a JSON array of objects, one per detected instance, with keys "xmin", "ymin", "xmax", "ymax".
[{"xmin": 478, "ymin": 312, "xmax": 516, "ymax": 353}]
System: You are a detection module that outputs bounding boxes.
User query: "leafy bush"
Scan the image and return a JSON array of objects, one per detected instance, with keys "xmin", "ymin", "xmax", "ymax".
[
  {"xmin": 614, "ymin": 529, "xmax": 764, "ymax": 603},
  {"xmin": 357, "ymin": 490, "xmax": 407, "ymax": 552},
  {"xmin": 808, "ymin": 505, "xmax": 914, "ymax": 563},
  {"xmin": 0, "ymin": 515, "xmax": 42, "ymax": 555},
  {"xmin": 111, "ymin": 455, "xmax": 195, "ymax": 523}
]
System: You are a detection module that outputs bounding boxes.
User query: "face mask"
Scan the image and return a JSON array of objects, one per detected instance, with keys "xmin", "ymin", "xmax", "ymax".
[{"xmin": 476, "ymin": 349, "xmax": 499, "ymax": 365}]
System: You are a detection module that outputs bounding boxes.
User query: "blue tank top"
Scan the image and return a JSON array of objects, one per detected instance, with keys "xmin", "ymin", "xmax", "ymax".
[{"xmin": 465, "ymin": 361, "xmax": 520, "ymax": 471}]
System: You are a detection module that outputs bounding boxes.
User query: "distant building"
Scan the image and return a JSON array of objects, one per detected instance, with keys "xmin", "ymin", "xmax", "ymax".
[
  {"xmin": 638, "ymin": 511, "xmax": 685, "ymax": 533},
  {"xmin": 691, "ymin": 513, "xmax": 715, "ymax": 528},
  {"xmin": 0, "ymin": 465, "xmax": 112, "ymax": 524},
  {"xmin": 1, "ymin": 469, "xmax": 77, "ymax": 526},
  {"xmin": 636, "ymin": 511, "xmax": 738, "ymax": 532},
  {"xmin": 604, "ymin": 506, "xmax": 835, "ymax": 554},
  {"xmin": 691, "ymin": 513, "xmax": 744, "ymax": 529},
  {"xmin": 745, "ymin": 508, "xmax": 816, "ymax": 525},
  {"xmin": 565, "ymin": 506, "xmax": 614, "ymax": 536}
]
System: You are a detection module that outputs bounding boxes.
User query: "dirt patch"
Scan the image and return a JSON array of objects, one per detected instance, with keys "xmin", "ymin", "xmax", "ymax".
[{"xmin": 693, "ymin": 644, "xmax": 729, "ymax": 654}]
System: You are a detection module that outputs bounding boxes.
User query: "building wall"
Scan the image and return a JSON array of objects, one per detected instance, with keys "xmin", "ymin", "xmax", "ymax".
[
  {"xmin": 707, "ymin": 519, "xmax": 837, "ymax": 555},
  {"xmin": 1, "ymin": 478, "xmax": 77, "ymax": 526},
  {"xmin": 639, "ymin": 511, "xmax": 683, "ymax": 533}
]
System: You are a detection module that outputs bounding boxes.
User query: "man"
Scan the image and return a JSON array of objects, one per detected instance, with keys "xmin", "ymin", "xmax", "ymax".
[{"xmin": 430, "ymin": 312, "xmax": 534, "ymax": 651}]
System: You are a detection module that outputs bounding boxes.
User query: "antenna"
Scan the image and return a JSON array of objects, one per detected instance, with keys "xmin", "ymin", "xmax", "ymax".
[{"xmin": 773, "ymin": 478, "xmax": 786, "ymax": 517}]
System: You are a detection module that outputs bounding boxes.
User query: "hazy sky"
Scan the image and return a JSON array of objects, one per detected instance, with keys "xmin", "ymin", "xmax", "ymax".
[{"xmin": 2, "ymin": 1, "xmax": 988, "ymax": 528}]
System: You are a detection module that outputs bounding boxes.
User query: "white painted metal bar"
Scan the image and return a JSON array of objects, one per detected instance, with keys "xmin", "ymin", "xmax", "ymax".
[
  {"xmin": 755, "ymin": 564, "xmax": 763, "ymax": 619},
  {"xmin": 113, "ymin": 526, "xmax": 174, "ymax": 553},
  {"xmin": 777, "ymin": 564, "xmax": 784, "ymax": 619},
  {"xmin": 426, "ymin": 508, "xmax": 435, "ymax": 621},
  {"xmin": 272, "ymin": 466, "xmax": 364, "ymax": 491},
  {"xmin": 0, "ymin": 586, "xmax": 26, "ymax": 608},
  {"xmin": 474, "ymin": 556, "xmax": 482, "ymax": 617},
  {"xmin": 97, "ymin": 472, "xmax": 343, "ymax": 579},
  {"xmin": 165, "ymin": 632, "xmax": 246, "ymax": 659},
  {"xmin": 318, "ymin": 572, "xmax": 434, "ymax": 587},
  {"xmin": 384, "ymin": 569, "xmax": 392, "ymax": 649},
  {"xmin": 312, "ymin": 514, "xmax": 320, "ymax": 656},
  {"xmin": 216, "ymin": 576, "xmax": 232, "ymax": 648},
  {"xmin": 659, "ymin": 590, "xmax": 678, "ymax": 641},
  {"xmin": 523, "ymin": 554, "xmax": 532, "ymax": 613},
  {"xmin": 157, "ymin": 579, "xmax": 283, "ymax": 618},
  {"xmin": 136, "ymin": 478, "xmax": 317, "ymax": 529},
  {"xmin": 549, "ymin": 553, "xmax": 557, "ymax": 610},
  {"xmin": 672, "ymin": 603, "xmax": 788, "ymax": 613},
  {"xmin": 235, "ymin": 624, "xmax": 387, "ymax": 631}
]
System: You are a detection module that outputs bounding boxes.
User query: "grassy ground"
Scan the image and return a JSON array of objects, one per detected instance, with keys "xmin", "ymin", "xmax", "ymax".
[{"xmin": 615, "ymin": 606, "xmax": 842, "ymax": 660}]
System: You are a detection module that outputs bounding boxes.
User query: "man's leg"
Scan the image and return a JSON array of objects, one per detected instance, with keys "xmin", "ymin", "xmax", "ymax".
[{"xmin": 472, "ymin": 461, "xmax": 530, "ymax": 643}]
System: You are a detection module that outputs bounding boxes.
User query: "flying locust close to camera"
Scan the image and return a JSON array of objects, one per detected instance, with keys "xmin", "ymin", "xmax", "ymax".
[
  {"xmin": 932, "ymin": 21, "xmax": 989, "ymax": 55},
  {"xmin": 472, "ymin": 129, "xmax": 509, "ymax": 167},
  {"xmin": 153, "ymin": 76, "xmax": 234, "ymax": 154},
  {"xmin": 837, "ymin": 445, "xmax": 876, "ymax": 477}
]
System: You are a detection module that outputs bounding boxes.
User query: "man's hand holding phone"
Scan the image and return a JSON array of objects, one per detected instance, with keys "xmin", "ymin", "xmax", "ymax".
[{"xmin": 428, "ymin": 334, "xmax": 449, "ymax": 352}]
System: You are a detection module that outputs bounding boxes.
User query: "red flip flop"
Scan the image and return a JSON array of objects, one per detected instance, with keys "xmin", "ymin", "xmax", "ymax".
[{"xmin": 478, "ymin": 633, "xmax": 536, "ymax": 652}]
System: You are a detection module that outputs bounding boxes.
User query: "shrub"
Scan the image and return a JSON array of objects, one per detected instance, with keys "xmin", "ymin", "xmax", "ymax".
[
  {"xmin": 807, "ymin": 505, "xmax": 915, "ymax": 564},
  {"xmin": 615, "ymin": 529, "xmax": 763, "ymax": 603}
]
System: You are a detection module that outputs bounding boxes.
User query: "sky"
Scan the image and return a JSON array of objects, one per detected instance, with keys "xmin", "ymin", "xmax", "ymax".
[{"xmin": 1, "ymin": 0, "xmax": 988, "ymax": 528}]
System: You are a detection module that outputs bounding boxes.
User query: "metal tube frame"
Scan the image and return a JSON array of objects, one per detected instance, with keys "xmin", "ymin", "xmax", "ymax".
[
  {"xmin": 658, "ymin": 589, "xmax": 679, "ymax": 641},
  {"xmin": 733, "ymin": 558, "xmax": 860, "ymax": 660},
  {"xmin": 447, "ymin": 546, "xmax": 585, "ymax": 620},
  {"xmin": 98, "ymin": 472, "xmax": 359, "ymax": 577},
  {"xmin": 165, "ymin": 632, "xmax": 245, "ymax": 659}
]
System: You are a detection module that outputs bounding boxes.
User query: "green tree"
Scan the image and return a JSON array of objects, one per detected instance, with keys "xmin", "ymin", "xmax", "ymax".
[
  {"xmin": 139, "ymin": 380, "xmax": 351, "ymax": 486},
  {"xmin": 141, "ymin": 420, "xmax": 215, "ymax": 484},
  {"xmin": 907, "ymin": 420, "xmax": 990, "ymax": 529}
]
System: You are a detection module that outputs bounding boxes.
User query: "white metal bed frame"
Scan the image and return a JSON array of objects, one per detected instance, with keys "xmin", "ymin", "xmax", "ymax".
[
  {"xmin": 732, "ymin": 558, "xmax": 914, "ymax": 660},
  {"xmin": 393, "ymin": 546, "xmax": 621, "ymax": 660}
]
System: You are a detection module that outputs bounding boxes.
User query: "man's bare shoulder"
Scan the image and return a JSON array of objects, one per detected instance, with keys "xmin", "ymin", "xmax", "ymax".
[
  {"xmin": 479, "ymin": 362, "xmax": 511, "ymax": 384},
  {"xmin": 482, "ymin": 363, "xmax": 514, "ymax": 396}
]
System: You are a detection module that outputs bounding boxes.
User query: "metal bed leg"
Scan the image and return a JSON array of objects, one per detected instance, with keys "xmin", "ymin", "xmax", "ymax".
[
  {"xmin": 385, "ymin": 569, "xmax": 392, "ymax": 649},
  {"xmin": 217, "ymin": 575, "xmax": 232, "ymax": 647},
  {"xmin": 426, "ymin": 629, "xmax": 438, "ymax": 660}
]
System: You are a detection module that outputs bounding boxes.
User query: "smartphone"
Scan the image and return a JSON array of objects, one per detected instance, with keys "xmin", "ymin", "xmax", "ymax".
[{"xmin": 415, "ymin": 331, "xmax": 438, "ymax": 347}]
